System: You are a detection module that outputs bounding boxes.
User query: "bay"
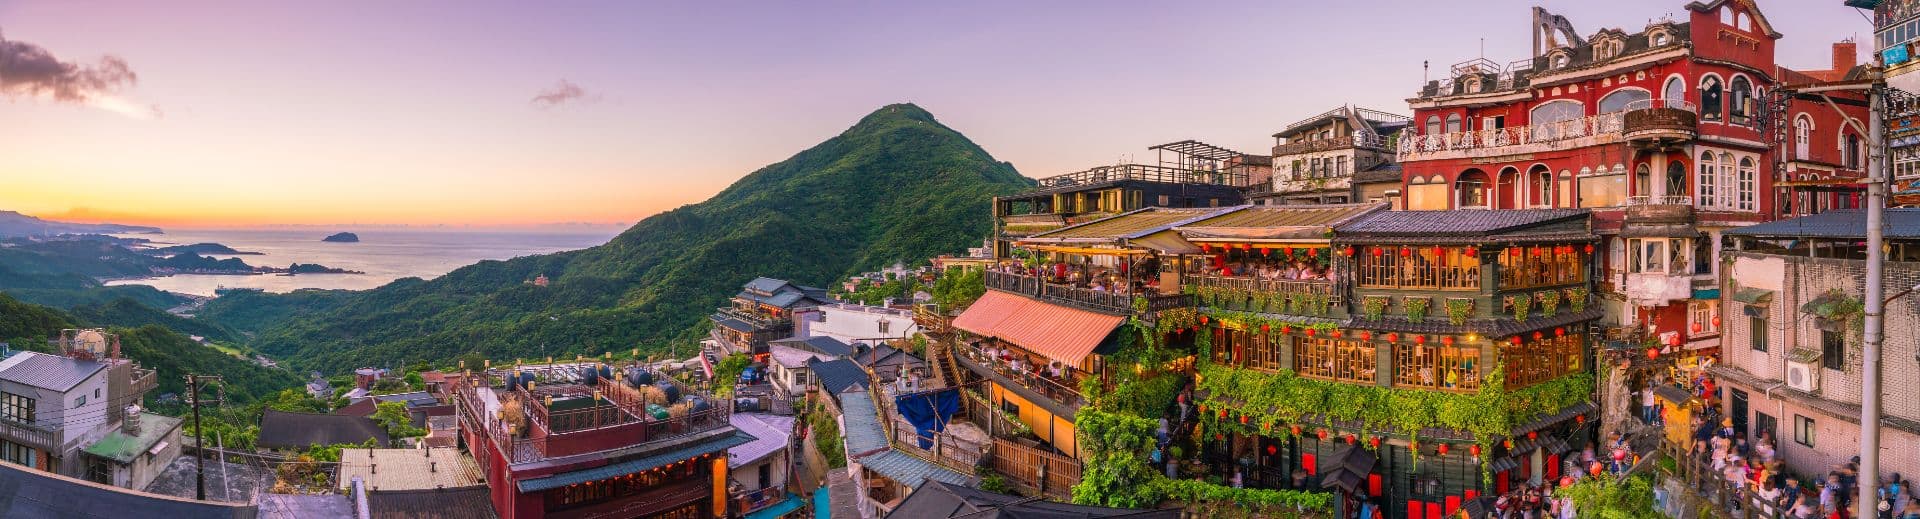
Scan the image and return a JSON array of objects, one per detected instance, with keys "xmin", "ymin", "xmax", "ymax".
[{"xmin": 104, "ymin": 228, "xmax": 619, "ymax": 296}]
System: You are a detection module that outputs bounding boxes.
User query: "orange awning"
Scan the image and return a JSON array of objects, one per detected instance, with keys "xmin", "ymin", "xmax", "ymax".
[{"xmin": 951, "ymin": 291, "xmax": 1125, "ymax": 366}]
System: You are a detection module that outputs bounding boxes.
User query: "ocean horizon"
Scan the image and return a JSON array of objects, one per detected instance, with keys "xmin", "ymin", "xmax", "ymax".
[{"xmin": 104, "ymin": 227, "xmax": 620, "ymax": 296}]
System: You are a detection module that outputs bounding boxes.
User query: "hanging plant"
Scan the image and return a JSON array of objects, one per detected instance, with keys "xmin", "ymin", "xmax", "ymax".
[
  {"xmin": 1509, "ymin": 295, "xmax": 1530, "ymax": 321},
  {"xmin": 1537, "ymin": 290, "xmax": 1561, "ymax": 318},
  {"xmin": 1566, "ymin": 287, "xmax": 1589, "ymax": 313},
  {"xmin": 1445, "ymin": 298, "xmax": 1474, "ymax": 326},
  {"xmin": 1405, "ymin": 297, "xmax": 1431, "ymax": 322},
  {"xmin": 1362, "ymin": 296, "xmax": 1391, "ymax": 321}
]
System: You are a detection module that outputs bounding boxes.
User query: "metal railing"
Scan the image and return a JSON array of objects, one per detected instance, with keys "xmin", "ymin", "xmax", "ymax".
[
  {"xmin": 951, "ymin": 340, "xmax": 1084, "ymax": 405},
  {"xmin": 452, "ymin": 373, "xmax": 732, "ymax": 465},
  {"xmin": 983, "ymin": 271, "xmax": 1191, "ymax": 314},
  {"xmin": 1032, "ymin": 164, "xmax": 1249, "ymax": 190},
  {"xmin": 1624, "ymin": 98, "xmax": 1698, "ymax": 113},
  {"xmin": 1401, "ymin": 112, "xmax": 1625, "ymax": 158},
  {"xmin": 1273, "ymin": 133, "xmax": 1395, "ymax": 156},
  {"xmin": 1626, "ymin": 195, "xmax": 1694, "ymax": 206},
  {"xmin": 731, "ymin": 486, "xmax": 787, "ymax": 515},
  {"xmin": 0, "ymin": 418, "xmax": 58, "ymax": 453}
]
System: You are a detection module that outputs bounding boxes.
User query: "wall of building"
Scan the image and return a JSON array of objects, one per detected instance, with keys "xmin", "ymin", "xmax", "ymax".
[{"xmin": 799, "ymin": 305, "xmax": 921, "ymax": 347}]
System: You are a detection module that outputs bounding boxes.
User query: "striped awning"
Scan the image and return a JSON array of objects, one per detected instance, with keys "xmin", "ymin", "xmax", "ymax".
[{"xmin": 952, "ymin": 291, "xmax": 1125, "ymax": 366}]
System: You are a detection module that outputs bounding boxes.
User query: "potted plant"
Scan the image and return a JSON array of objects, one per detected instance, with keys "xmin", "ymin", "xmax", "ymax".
[
  {"xmin": 1362, "ymin": 296, "xmax": 1391, "ymax": 321},
  {"xmin": 1537, "ymin": 290, "xmax": 1561, "ymax": 318},
  {"xmin": 1445, "ymin": 298, "xmax": 1474, "ymax": 325},
  {"xmin": 1405, "ymin": 297, "xmax": 1431, "ymax": 322}
]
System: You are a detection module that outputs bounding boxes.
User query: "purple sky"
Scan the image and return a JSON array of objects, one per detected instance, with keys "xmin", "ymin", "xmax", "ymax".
[{"xmin": 0, "ymin": 0, "xmax": 1877, "ymax": 226}]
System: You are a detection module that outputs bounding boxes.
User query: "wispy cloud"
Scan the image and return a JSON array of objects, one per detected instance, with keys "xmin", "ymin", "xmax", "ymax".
[
  {"xmin": 530, "ymin": 79, "xmax": 595, "ymax": 108},
  {"xmin": 0, "ymin": 29, "xmax": 161, "ymax": 119}
]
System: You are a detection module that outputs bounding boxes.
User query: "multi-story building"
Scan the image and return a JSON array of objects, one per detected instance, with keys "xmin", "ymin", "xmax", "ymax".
[
  {"xmin": 1269, "ymin": 105, "xmax": 1410, "ymax": 206},
  {"xmin": 1712, "ymin": 210, "xmax": 1920, "ymax": 483},
  {"xmin": 708, "ymin": 277, "xmax": 833, "ymax": 361},
  {"xmin": 1853, "ymin": 0, "xmax": 1920, "ymax": 205},
  {"xmin": 990, "ymin": 147, "xmax": 1250, "ymax": 258},
  {"xmin": 1397, "ymin": 1, "xmax": 1868, "ymax": 367},
  {"xmin": 793, "ymin": 303, "xmax": 921, "ymax": 349},
  {"xmin": 0, "ymin": 329, "xmax": 166, "ymax": 489},
  {"xmin": 452, "ymin": 361, "xmax": 746, "ymax": 519}
]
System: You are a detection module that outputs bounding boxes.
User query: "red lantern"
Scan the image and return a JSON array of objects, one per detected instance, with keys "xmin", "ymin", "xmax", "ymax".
[
  {"xmin": 1240, "ymin": 415, "xmax": 1250, "ymax": 424},
  {"xmin": 1533, "ymin": 331, "xmax": 1544, "ymax": 340},
  {"xmin": 1199, "ymin": 404, "xmax": 1207, "ymax": 414},
  {"xmin": 1503, "ymin": 439, "xmax": 1515, "ymax": 449},
  {"xmin": 1199, "ymin": 316, "xmax": 1209, "ymax": 325},
  {"xmin": 1371, "ymin": 247, "xmax": 1384, "ymax": 257},
  {"xmin": 1691, "ymin": 322, "xmax": 1702, "ymax": 333},
  {"xmin": 1511, "ymin": 336, "xmax": 1523, "ymax": 345},
  {"xmin": 1202, "ymin": 244, "xmax": 1213, "ymax": 253},
  {"xmin": 1469, "ymin": 444, "xmax": 1482, "ymax": 457},
  {"xmin": 1646, "ymin": 347, "xmax": 1660, "ymax": 360},
  {"xmin": 1555, "ymin": 327, "xmax": 1566, "ymax": 337},
  {"xmin": 1260, "ymin": 323, "xmax": 1271, "ymax": 333},
  {"xmin": 1584, "ymin": 244, "xmax": 1594, "ymax": 254},
  {"xmin": 1386, "ymin": 333, "xmax": 1399, "ymax": 343},
  {"xmin": 1465, "ymin": 247, "xmax": 1477, "ymax": 256},
  {"xmin": 1527, "ymin": 431, "xmax": 1539, "ymax": 440},
  {"xmin": 1400, "ymin": 247, "xmax": 1412, "ymax": 257},
  {"xmin": 1263, "ymin": 422, "xmax": 1273, "ymax": 431},
  {"xmin": 1291, "ymin": 424, "xmax": 1303, "ymax": 436},
  {"xmin": 1575, "ymin": 414, "xmax": 1587, "ymax": 424},
  {"xmin": 1305, "ymin": 329, "xmax": 1316, "ymax": 337},
  {"xmin": 1713, "ymin": 316, "xmax": 1721, "ymax": 327},
  {"xmin": 1359, "ymin": 331, "xmax": 1372, "ymax": 341},
  {"xmin": 1437, "ymin": 444, "xmax": 1450, "ymax": 455},
  {"xmin": 1267, "ymin": 444, "xmax": 1278, "ymax": 455},
  {"xmin": 1283, "ymin": 246, "xmax": 1293, "ymax": 256},
  {"xmin": 1370, "ymin": 437, "xmax": 1382, "ymax": 448},
  {"xmin": 1280, "ymin": 325, "xmax": 1292, "ymax": 334},
  {"xmin": 1432, "ymin": 246, "xmax": 1445, "ymax": 256},
  {"xmin": 1316, "ymin": 429, "xmax": 1329, "ymax": 440},
  {"xmin": 1216, "ymin": 433, "xmax": 1225, "ymax": 441},
  {"xmin": 1442, "ymin": 336, "xmax": 1455, "ymax": 346},
  {"xmin": 1330, "ymin": 330, "xmax": 1343, "ymax": 339},
  {"xmin": 1413, "ymin": 335, "xmax": 1427, "ymax": 345},
  {"xmin": 1218, "ymin": 409, "xmax": 1228, "ymax": 419},
  {"xmin": 1343, "ymin": 246, "xmax": 1355, "ymax": 256},
  {"xmin": 1259, "ymin": 245, "xmax": 1271, "ymax": 256},
  {"xmin": 1346, "ymin": 434, "xmax": 1358, "ymax": 445}
]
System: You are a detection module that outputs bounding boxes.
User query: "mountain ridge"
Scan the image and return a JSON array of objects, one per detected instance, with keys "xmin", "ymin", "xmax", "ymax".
[
  {"xmin": 0, "ymin": 211, "xmax": 162, "ymax": 238},
  {"xmin": 215, "ymin": 103, "xmax": 1034, "ymax": 370}
]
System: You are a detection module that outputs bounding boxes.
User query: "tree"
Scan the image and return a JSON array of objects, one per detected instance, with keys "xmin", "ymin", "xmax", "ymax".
[
  {"xmin": 263, "ymin": 388, "xmax": 327, "ymax": 414},
  {"xmin": 371, "ymin": 401, "xmax": 425, "ymax": 440}
]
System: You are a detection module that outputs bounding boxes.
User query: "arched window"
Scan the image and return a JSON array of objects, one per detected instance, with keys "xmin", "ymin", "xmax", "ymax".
[
  {"xmin": 1663, "ymin": 76, "xmax": 1686, "ymax": 108},
  {"xmin": 1425, "ymin": 116, "xmax": 1442, "ymax": 136},
  {"xmin": 1846, "ymin": 134, "xmax": 1863, "ymax": 169},
  {"xmin": 1667, "ymin": 160, "xmax": 1688, "ymax": 198},
  {"xmin": 1457, "ymin": 170, "xmax": 1490, "ymax": 209},
  {"xmin": 1738, "ymin": 157, "xmax": 1757, "ymax": 211},
  {"xmin": 1697, "ymin": 151, "xmax": 1717, "ymax": 207},
  {"xmin": 1719, "ymin": 152, "xmax": 1736, "ymax": 209},
  {"xmin": 1599, "ymin": 89, "xmax": 1651, "ymax": 113},
  {"xmin": 1530, "ymin": 100, "xmax": 1585, "ymax": 140},
  {"xmin": 1794, "ymin": 115, "xmax": 1812, "ymax": 160},
  {"xmin": 1445, "ymin": 113, "xmax": 1463, "ymax": 134},
  {"xmin": 1720, "ymin": 8, "xmax": 1734, "ymax": 26},
  {"xmin": 1736, "ymin": 12, "xmax": 1750, "ymax": 32},
  {"xmin": 1530, "ymin": 167, "xmax": 1555, "ymax": 207},
  {"xmin": 1636, "ymin": 163, "xmax": 1652, "ymax": 197},
  {"xmin": 1701, "ymin": 76, "xmax": 1723, "ymax": 122},
  {"xmin": 1729, "ymin": 76, "xmax": 1753, "ymax": 125}
]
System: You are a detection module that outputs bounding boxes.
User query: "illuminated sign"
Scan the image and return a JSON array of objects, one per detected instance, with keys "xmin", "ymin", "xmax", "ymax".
[{"xmin": 1889, "ymin": 44, "xmax": 1913, "ymax": 66}]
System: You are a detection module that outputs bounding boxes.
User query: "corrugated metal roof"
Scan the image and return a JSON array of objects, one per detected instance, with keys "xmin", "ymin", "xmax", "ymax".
[
  {"xmin": 366, "ymin": 487, "xmax": 498, "ymax": 519},
  {"xmin": 1026, "ymin": 207, "xmax": 1231, "ymax": 241},
  {"xmin": 950, "ymin": 291, "xmax": 1124, "ymax": 366},
  {"xmin": 770, "ymin": 336, "xmax": 853, "ymax": 357},
  {"xmin": 710, "ymin": 315, "xmax": 757, "ymax": 333},
  {"xmin": 857, "ymin": 450, "xmax": 970, "ymax": 488},
  {"xmin": 257, "ymin": 409, "xmax": 391, "ymax": 449},
  {"xmin": 0, "ymin": 352, "xmax": 104, "ymax": 392},
  {"xmin": 1336, "ymin": 209, "xmax": 1589, "ymax": 237},
  {"xmin": 729, "ymin": 413, "xmax": 794, "ymax": 468},
  {"xmin": 0, "ymin": 462, "xmax": 257, "ymax": 518},
  {"xmin": 1176, "ymin": 203, "xmax": 1385, "ymax": 241},
  {"xmin": 1724, "ymin": 209, "xmax": 1920, "ymax": 239},
  {"xmin": 337, "ymin": 448, "xmax": 483, "ymax": 492},
  {"xmin": 840, "ymin": 391, "xmax": 888, "ymax": 456},
  {"xmin": 808, "ymin": 359, "xmax": 870, "ymax": 394},
  {"xmin": 515, "ymin": 431, "xmax": 755, "ymax": 492}
]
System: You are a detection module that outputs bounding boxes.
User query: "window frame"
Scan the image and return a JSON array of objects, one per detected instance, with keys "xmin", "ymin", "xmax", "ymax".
[
  {"xmin": 1792, "ymin": 414, "xmax": 1815, "ymax": 447},
  {"xmin": 1749, "ymin": 315, "xmax": 1768, "ymax": 352},
  {"xmin": 1820, "ymin": 329, "xmax": 1845, "ymax": 370}
]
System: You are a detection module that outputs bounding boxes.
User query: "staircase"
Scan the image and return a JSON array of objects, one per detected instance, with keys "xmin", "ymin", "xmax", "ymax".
[{"xmin": 915, "ymin": 304, "xmax": 965, "ymax": 389}]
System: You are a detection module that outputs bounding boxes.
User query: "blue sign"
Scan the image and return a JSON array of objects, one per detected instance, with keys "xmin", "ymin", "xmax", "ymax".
[{"xmin": 1887, "ymin": 44, "xmax": 1912, "ymax": 66}]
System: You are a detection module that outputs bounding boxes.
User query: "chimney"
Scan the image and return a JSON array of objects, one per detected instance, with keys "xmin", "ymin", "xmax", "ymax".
[{"xmin": 1835, "ymin": 40, "xmax": 1859, "ymax": 73}]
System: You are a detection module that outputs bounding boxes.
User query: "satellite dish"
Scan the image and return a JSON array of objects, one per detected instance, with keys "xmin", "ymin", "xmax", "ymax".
[{"xmin": 72, "ymin": 330, "xmax": 108, "ymax": 357}]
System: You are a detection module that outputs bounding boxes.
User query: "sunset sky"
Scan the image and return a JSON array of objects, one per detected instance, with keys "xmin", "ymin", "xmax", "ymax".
[{"xmin": 0, "ymin": 1, "xmax": 1875, "ymax": 228}]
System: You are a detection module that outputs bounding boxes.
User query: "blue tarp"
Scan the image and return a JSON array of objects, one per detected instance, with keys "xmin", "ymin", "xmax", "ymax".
[
  {"xmin": 744, "ymin": 493, "xmax": 804, "ymax": 519},
  {"xmin": 894, "ymin": 388, "xmax": 960, "ymax": 449}
]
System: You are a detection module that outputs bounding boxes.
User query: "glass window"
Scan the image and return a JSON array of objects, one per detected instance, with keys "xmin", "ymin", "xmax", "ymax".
[
  {"xmin": 1445, "ymin": 114, "xmax": 1463, "ymax": 133},
  {"xmin": 1663, "ymin": 77, "xmax": 1686, "ymax": 107},
  {"xmin": 1794, "ymin": 116, "xmax": 1812, "ymax": 160},
  {"xmin": 1457, "ymin": 170, "xmax": 1489, "ymax": 209},
  {"xmin": 1738, "ymin": 157, "xmax": 1757, "ymax": 211},
  {"xmin": 1697, "ymin": 152, "xmax": 1718, "ymax": 208},
  {"xmin": 1529, "ymin": 100, "xmax": 1585, "ymax": 140},
  {"xmin": 1750, "ymin": 315, "xmax": 1768, "ymax": 352},
  {"xmin": 1689, "ymin": 300, "xmax": 1719, "ymax": 336},
  {"xmin": 1793, "ymin": 415, "xmax": 1815, "ymax": 447},
  {"xmin": 1730, "ymin": 76, "xmax": 1753, "ymax": 125},
  {"xmin": 1599, "ymin": 89, "xmax": 1650, "ymax": 113},
  {"xmin": 1701, "ymin": 77, "xmax": 1723, "ymax": 121},
  {"xmin": 1394, "ymin": 343, "xmax": 1480, "ymax": 391},
  {"xmin": 1501, "ymin": 334, "xmax": 1583, "ymax": 389},
  {"xmin": 1581, "ymin": 169, "xmax": 1626, "ymax": 208},
  {"xmin": 0, "ymin": 439, "xmax": 34, "ymax": 468},
  {"xmin": 1425, "ymin": 116, "xmax": 1442, "ymax": 136},
  {"xmin": 1821, "ymin": 330, "xmax": 1845, "ymax": 370},
  {"xmin": 1847, "ymin": 134, "xmax": 1863, "ymax": 169},
  {"xmin": 0, "ymin": 393, "xmax": 33, "ymax": 425}
]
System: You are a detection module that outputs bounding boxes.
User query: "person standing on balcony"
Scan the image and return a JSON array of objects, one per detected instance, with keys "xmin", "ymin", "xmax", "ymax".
[{"xmin": 1641, "ymin": 385, "xmax": 1658, "ymax": 425}]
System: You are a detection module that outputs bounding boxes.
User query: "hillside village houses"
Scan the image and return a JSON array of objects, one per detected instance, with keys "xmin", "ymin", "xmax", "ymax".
[{"xmin": 7, "ymin": 1, "xmax": 1919, "ymax": 518}]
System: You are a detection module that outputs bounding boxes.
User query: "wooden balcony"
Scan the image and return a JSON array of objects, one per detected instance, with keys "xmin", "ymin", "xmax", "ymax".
[
  {"xmin": 1187, "ymin": 274, "xmax": 1342, "ymax": 316},
  {"xmin": 1273, "ymin": 133, "xmax": 1393, "ymax": 156},
  {"xmin": 0, "ymin": 418, "xmax": 59, "ymax": 454},
  {"xmin": 951, "ymin": 340, "xmax": 1083, "ymax": 414},
  {"xmin": 987, "ymin": 439, "xmax": 1081, "ymax": 502}
]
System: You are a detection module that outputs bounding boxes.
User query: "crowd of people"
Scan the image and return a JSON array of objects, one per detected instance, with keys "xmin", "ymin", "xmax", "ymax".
[
  {"xmin": 988, "ymin": 259, "xmax": 1159, "ymax": 294},
  {"xmin": 1205, "ymin": 257, "xmax": 1335, "ymax": 282}
]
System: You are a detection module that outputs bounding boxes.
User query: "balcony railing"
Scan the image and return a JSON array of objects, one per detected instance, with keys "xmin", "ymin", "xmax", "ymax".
[
  {"xmin": 731, "ymin": 486, "xmax": 786, "ymax": 515},
  {"xmin": 1031, "ymin": 164, "xmax": 1249, "ymax": 190},
  {"xmin": 983, "ymin": 271, "xmax": 1191, "ymax": 315},
  {"xmin": 952, "ymin": 340, "xmax": 1084, "ymax": 406},
  {"xmin": 1622, "ymin": 99, "xmax": 1699, "ymax": 140},
  {"xmin": 1273, "ymin": 133, "xmax": 1394, "ymax": 156},
  {"xmin": 1625, "ymin": 195, "xmax": 1693, "ymax": 206},
  {"xmin": 452, "ymin": 373, "xmax": 732, "ymax": 465},
  {"xmin": 1401, "ymin": 113, "xmax": 1624, "ymax": 160},
  {"xmin": 1187, "ymin": 274, "xmax": 1342, "ymax": 315},
  {"xmin": 987, "ymin": 438, "xmax": 1081, "ymax": 502},
  {"xmin": 0, "ymin": 418, "xmax": 59, "ymax": 453}
]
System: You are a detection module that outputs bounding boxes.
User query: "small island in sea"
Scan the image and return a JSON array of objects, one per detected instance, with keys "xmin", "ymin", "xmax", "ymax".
[
  {"xmin": 145, "ymin": 242, "xmax": 263, "ymax": 256},
  {"xmin": 257, "ymin": 263, "xmax": 365, "ymax": 275},
  {"xmin": 321, "ymin": 232, "xmax": 360, "ymax": 243}
]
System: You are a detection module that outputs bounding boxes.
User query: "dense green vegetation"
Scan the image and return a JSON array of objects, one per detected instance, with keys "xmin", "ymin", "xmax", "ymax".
[
  {"xmin": 69, "ymin": 297, "xmax": 239, "ymax": 343},
  {"xmin": 0, "ymin": 293, "xmax": 298, "ymax": 406},
  {"xmin": 195, "ymin": 289, "xmax": 351, "ymax": 335},
  {"xmin": 217, "ymin": 104, "xmax": 1033, "ymax": 372},
  {"xmin": 0, "ymin": 237, "xmax": 190, "ymax": 310}
]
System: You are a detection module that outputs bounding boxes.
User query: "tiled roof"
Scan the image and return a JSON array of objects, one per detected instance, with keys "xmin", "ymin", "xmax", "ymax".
[
  {"xmin": 767, "ymin": 344, "xmax": 826, "ymax": 369},
  {"xmin": 857, "ymin": 450, "xmax": 970, "ymax": 489},
  {"xmin": 373, "ymin": 391, "xmax": 439, "ymax": 407},
  {"xmin": 728, "ymin": 413, "xmax": 794, "ymax": 468},
  {"xmin": 337, "ymin": 448, "xmax": 483, "ymax": 492},
  {"xmin": 81, "ymin": 412, "xmax": 182, "ymax": 463},
  {"xmin": 0, "ymin": 461, "xmax": 256, "ymax": 518},
  {"xmin": 366, "ymin": 487, "xmax": 499, "ymax": 519},
  {"xmin": 1335, "ymin": 209, "xmax": 1589, "ymax": 237},
  {"xmin": 257, "ymin": 409, "xmax": 391, "ymax": 450},
  {"xmin": 839, "ymin": 391, "xmax": 888, "ymax": 457},
  {"xmin": 0, "ymin": 352, "xmax": 104, "ymax": 392},
  {"xmin": 1027, "ymin": 207, "xmax": 1231, "ymax": 241},
  {"xmin": 1175, "ymin": 203, "xmax": 1385, "ymax": 240},
  {"xmin": 515, "ymin": 431, "xmax": 754, "ymax": 492},
  {"xmin": 1351, "ymin": 163, "xmax": 1404, "ymax": 184},
  {"xmin": 710, "ymin": 315, "xmax": 758, "ymax": 333},
  {"xmin": 854, "ymin": 346, "xmax": 923, "ymax": 370},
  {"xmin": 951, "ymin": 290, "xmax": 1125, "ymax": 366},
  {"xmin": 886, "ymin": 481, "xmax": 1179, "ymax": 519},
  {"xmin": 1724, "ymin": 209, "xmax": 1920, "ymax": 240},
  {"xmin": 808, "ymin": 358, "xmax": 870, "ymax": 395},
  {"xmin": 332, "ymin": 398, "xmax": 378, "ymax": 417}
]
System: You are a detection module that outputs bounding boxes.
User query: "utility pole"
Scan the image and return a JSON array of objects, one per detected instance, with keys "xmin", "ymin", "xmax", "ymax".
[
  {"xmin": 1861, "ymin": 79, "xmax": 1889, "ymax": 516},
  {"xmin": 185, "ymin": 374, "xmax": 224, "ymax": 501}
]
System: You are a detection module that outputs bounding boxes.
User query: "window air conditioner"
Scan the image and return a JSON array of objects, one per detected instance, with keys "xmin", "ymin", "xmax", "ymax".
[{"xmin": 1786, "ymin": 359, "xmax": 1819, "ymax": 393}]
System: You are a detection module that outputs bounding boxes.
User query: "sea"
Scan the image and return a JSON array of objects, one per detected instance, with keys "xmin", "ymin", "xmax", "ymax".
[{"xmin": 103, "ymin": 228, "xmax": 621, "ymax": 297}]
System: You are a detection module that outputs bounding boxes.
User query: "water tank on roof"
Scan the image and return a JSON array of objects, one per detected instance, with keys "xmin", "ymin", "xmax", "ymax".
[
  {"xmin": 655, "ymin": 381, "xmax": 680, "ymax": 404},
  {"xmin": 598, "ymin": 364, "xmax": 613, "ymax": 380},
  {"xmin": 626, "ymin": 367, "xmax": 653, "ymax": 387},
  {"xmin": 577, "ymin": 365, "xmax": 599, "ymax": 384},
  {"xmin": 689, "ymin": 398, "xmax": 712, "ymax": 414}
]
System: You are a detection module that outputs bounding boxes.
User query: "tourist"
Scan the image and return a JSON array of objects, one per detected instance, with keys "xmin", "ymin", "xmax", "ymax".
[{"xmin": 1641, "ymin": 385, "xmax": 1658, "ymax": 425}]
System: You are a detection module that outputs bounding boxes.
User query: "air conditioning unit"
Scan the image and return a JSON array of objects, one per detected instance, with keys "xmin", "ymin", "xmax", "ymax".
[{"xmin": 1786, "ymin": 359, "xmax": 1820, "ymax": 393}]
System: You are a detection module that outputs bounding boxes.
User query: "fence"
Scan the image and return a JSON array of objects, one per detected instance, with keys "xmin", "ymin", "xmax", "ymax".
[
  {"xmin": 1656, "ymin": 440, "xmax": 1790, "ymax": 519},
  {"xmin": 988, "ymin": 439, "xmax": 1081, "ymax": 502}
]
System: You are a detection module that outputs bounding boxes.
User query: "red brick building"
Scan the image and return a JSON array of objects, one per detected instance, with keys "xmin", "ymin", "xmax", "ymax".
[{"xmin": 1397, "ymin": 0, "xmax": 1868, "ymax": 355}]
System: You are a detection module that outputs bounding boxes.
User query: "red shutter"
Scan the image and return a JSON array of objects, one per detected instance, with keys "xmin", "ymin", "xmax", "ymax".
[
  {"xmin": 1548, "ymin": 454, "xmax": 1562, "ymax": 480},
  {"xmin": 1303, "ymin": 453, "xmax": 1317, "ymax": 476},
  {"xmin": 1447, "ymin": 496, "xmax": 1462, "ymax": 515},
  {"xmin": 1408, "ymin": 501, "xmax": 1424, "ymax": 519},
  {"xmin": 1427, "ymin": 502, "xmax": 1443, "ymax": 519},
  {"xmin": 1368, "ymin": 473, "xmax": 1382, "ymax": 497},
  {"xmin": 1465, "ymin": 489, "xmax": 1479, "ymax": 500},
  {"xmin": 1496, "ymin": 471, "xmax": 1510, "ymax": 494}
]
